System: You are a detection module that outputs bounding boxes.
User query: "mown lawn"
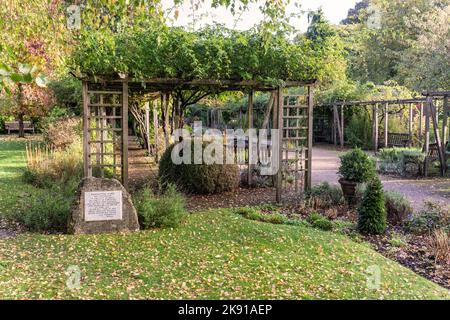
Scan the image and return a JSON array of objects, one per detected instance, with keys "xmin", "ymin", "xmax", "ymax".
[
  {"xmin": 0, "ymin": 139, "xmax": 41, "ymax": 219},
  {"xmin": 0, "ymin": 139, "xmax": 449, "ymax": 299}
]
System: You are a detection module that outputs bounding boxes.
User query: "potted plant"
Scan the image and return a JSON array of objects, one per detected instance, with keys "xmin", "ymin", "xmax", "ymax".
[{"xmin": 338, "ymin": 148, "xmax": 376, "ymax": 204}]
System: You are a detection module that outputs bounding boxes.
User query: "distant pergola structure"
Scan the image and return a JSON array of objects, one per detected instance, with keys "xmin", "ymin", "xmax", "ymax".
[
  {"xmin": 81, "ymin": 76, "xmax": 316, "ymax": 202},
  {"xmin": 316, "ymin": 91, "xmax": 449, "ymax": 176}
]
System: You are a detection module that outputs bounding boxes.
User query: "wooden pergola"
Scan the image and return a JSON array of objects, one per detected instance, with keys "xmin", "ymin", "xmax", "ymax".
[
  {"xmin": 316, "ymin": 92, "xmax": 449, "ymax": 175},
  {"xmin": 81, "ymin": 76, "xmax": 316, "ymax": 202}
]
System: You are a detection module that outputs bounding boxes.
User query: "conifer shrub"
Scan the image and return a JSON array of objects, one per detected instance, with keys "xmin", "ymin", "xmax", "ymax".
[{"xmin": 358, "ymin": 176, "xmax": 387, "ymax": 234}]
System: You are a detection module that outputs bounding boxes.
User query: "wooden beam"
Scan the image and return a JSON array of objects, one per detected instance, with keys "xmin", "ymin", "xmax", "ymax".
[
  {"xmin": 384, "ymin": 103, "xmax": 389, "ymax": 148},
  {"xmin": 423, "ymin": 90, "xmax": 450, "ymax": 97},
  {"xmin": 82, "ymin": 81, "xmax": 91, "ymax": 177},
  {"xmin": 305, "ymin": 86, "xmax": 313, "ymax": 192},
  {"xmin": 247, "ymin": 90, "xmax": 254, "ymax": 187},
  {"xmin": 122, "ymin": 81, "xmax": 129, "ymax": 190},
  {"xmin": 317, "ymin": 98, "xmax": 426, "ymax": 108},
  {"xmin": 81, "ymin": 76, "xmax": 316, "ymax": 91}
]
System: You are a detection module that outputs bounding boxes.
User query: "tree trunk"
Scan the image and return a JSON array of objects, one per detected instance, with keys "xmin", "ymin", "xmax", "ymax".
[
  {"xmin": 262, "ymin": 92, "xmax": 275, "ymax": 129},
  {"xmin": 17, "ymin": 83, "xmax": 25, "ymax": 138},
  {"xmin": 161, "ymin": 93, "xmax": 170, "ymax": 148},
  {"xmin": 18, "ymin": 113, "xmax": 25, "ymax": 138}
]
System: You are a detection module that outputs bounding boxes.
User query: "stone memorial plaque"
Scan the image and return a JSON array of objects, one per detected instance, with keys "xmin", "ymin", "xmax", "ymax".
[
  {"xmin": 69, "ymin": 177, "xmax": 139, "ymax": 234},
  {"xmin": 84, "ymin": 191, "xmax": 123, "ymax": 221}
]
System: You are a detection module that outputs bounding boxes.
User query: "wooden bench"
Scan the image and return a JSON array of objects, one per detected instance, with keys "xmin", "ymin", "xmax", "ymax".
[
  {"xmin": 4, "ymin": 121, "xmax": 35, "ymax": 134},
  {"xmin": 379, "ymin": 132, "xmax": 410, "ymax": 148}
]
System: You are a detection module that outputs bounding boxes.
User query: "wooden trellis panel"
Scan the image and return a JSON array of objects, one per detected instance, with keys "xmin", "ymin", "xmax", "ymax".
[
  {"xmin": 82, "ymin": 81, "xmax": 129, "ymax": 189},
  {"xmin": 276, "ymin": 88, "xmax": 313, "ymax": 202}
]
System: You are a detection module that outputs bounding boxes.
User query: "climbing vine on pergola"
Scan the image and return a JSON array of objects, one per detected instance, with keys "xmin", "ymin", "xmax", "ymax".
[{"xmin": 71, "ymin": 22, "xmax": 332, "ymax": 201}]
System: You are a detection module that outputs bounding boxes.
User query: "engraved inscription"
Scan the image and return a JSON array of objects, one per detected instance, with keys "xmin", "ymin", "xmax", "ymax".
[{"xmin": 84, "ymin": 191, "xmax": 122, "ymax": 221}]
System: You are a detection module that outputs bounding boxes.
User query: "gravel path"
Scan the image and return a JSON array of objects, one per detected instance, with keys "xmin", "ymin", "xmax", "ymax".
[{"xmin": 311, "ymin": 145, "xmax": 450, "ymax": 210}]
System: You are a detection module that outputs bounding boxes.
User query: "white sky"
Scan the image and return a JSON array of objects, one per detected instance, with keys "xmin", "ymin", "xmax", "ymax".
[{"xmin": 161, "ymin": 0, "xmax": 358, "ymax": 31}]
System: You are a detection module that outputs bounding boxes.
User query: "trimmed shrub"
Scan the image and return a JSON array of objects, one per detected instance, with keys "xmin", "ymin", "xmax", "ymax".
[
  {"xmin": 384, "ymin": 190, "xmax": 413, "ymax": 225},
  {"xmin": 306, "ymin": 182, "xmax": 344, "ymax": 208},
  {"xmin": 338, "ymin": 148, "xmax": 376, "ymax": 183},
  {"xmin": 133, "ymin": 184, "xmax": 187, "ymax": 229},
  {"xmin": 307, "ymin": 212, "xmax": 333, "ymax": 231},
  {"xmin": 358, "ymin": 177, "xmax": 387, "ymax": 234},
  {"xmin": 159, "ymin": 143, "xmax": 240, "ymax": 194},
  {"xmin": 407, "ymin": 201, "xmax": 449, "ymax": 235}
]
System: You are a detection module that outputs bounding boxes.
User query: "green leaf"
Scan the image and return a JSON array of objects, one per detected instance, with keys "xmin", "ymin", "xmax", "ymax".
[
  {"xmin": 22, "ymin": 73, "xmax": 33, "ymax": 83},
  {"xmin": 9, "ymin": 73, "xmax": 24, "ymax": 83}
]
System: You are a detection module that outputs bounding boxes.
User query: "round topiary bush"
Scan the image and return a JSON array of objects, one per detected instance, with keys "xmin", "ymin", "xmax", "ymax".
[
  {"xmin": 338, "ymin": 148, "xmax": 376, "ymax": 183},
  {"xmin": 159, "ymin": 143, "xmax": 240, "ymax": 194},
  {"xmin": 358, "ymin": 177, "xmax": 387, "ymax": 235}
]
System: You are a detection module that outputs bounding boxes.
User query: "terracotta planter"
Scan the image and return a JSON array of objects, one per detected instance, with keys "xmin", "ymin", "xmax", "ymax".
[{"xmin": 339, "ymin": 178, "xmax": 357, "ymax": 205}]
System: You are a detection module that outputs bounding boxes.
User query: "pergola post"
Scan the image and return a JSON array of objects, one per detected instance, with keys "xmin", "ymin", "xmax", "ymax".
[
  {"xmin": 340, "ymin": 104, "xmax": 344, "ymax": 150},
  {"xmin": 429, "ymin": 98, "xmax": 446, "ymax": 176},
  {"xmin": 408, "ymin": 103, "xmax": 413, "ymax": 147},
  {"xmin": 122, "ymin": 80, "xmax": 129, "ymax": 190},
  {"xmin": 305, "ymin": 85, "xmax": 313, "ymax": 191},
  {"xmin": 419, "ymin": 102, "xmax": 423, "ymax": 143},
  {"xmin": 384, "ymin": 102, "xmax": 389, "ymax": 148},
  {"xmin": 276, "ymin": 88, "xmax": 283, "ymax": 202},
  {"xmin": 247, "ymin": 89, "xmax": 254, "ymax": 187},
  {"xmin": 424, "ymin": 97, "xmax": 431, "ymax": 176},
  {"xmin": 372, "ymin": 104, "xmax": 379, "ymax": 152},
  {"xmin": 332, "ymin": 106, "xmax": 337, "ymax": 147},
  {"xmin": 272, "ymin": 90, "xmax": 278, "ymax": 187},
  {"xmin": 333, "ymin": 104, "xmax": 342, "ymax": 149},
  {"xmin": 145, "ymin": 101, "xmax": 151, "ymax": 157},
  {"xmin": 443, "ymin": 95, "xmax": 448, "ymax": 148},
  {"xmin": 153, "ymin": 98, "xmax": 159, "ymax": 163},
  {"xmin": 82, "ymin": 81, "xmax": 91, "ymax": 178}
]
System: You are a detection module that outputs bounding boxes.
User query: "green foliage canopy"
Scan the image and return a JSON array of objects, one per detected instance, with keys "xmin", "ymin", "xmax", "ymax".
[{"xmin": 70, "ymin": 23, "xmax": 329, "ymax": 84}]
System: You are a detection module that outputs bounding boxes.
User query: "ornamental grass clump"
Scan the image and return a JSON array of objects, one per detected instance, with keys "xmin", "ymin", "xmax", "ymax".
[{"xmin": 358, "ymin": 177, "xmax": 387, "ymax": 235}]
